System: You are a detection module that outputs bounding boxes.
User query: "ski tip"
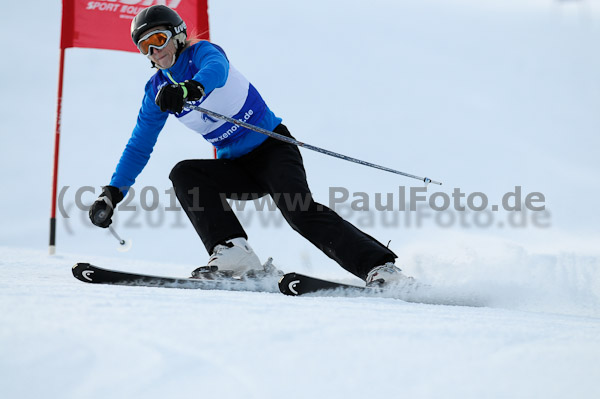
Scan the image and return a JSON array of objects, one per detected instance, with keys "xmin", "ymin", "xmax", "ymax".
[
  {"xmin": 72, "ymin": 263, "xmax": 93, "ymax": 283},
  {"xmin": 278, "ymin": 272, "xmax": 301, "ymax": 296}
]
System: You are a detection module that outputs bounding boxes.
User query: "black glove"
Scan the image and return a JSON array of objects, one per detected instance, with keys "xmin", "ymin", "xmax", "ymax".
[
  {"xmin": 155, "ymin": 80, "xmax": 205, "ymax": 113},
  {"xmin": 89, "ymin": 186, "xmax": 124, "ymax": 228}
]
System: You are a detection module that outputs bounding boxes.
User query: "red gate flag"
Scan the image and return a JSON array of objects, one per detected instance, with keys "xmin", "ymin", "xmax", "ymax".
[{"xmin": 60, "ymin": 0, "xmax": 210, "ymax": 52}]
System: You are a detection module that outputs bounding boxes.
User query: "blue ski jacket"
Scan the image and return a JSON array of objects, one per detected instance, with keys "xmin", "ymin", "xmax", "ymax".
[{"xmin": 109, "ymin": 41, "xmax": 282, "ymax": 192}]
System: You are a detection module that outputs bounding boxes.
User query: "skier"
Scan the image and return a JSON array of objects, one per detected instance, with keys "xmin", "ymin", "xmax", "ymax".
[{"xmin": 88, "ymin": 5, "xmax": 409, "ymax": 286}]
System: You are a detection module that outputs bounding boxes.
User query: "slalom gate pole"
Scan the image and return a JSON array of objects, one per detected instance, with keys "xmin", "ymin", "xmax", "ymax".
[
  {"xmin": 186, "ymin": 103, "xmax": 442, "ymax": 185},
  {"xmin": 49, "ymin": 47, "xmax": 66, "ymax": 255}
]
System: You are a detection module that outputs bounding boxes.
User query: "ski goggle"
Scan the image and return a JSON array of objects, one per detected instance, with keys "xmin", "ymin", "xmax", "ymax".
[{"xmin": 137, "ymin": 29, "xmax": 173, "ymax": 55}]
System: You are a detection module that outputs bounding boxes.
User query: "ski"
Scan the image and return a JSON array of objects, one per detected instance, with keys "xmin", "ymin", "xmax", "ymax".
[
  {"xmin": 72, "ymin": 262, "xmax": 280, "ymax": 293},
  {"xmin": 73, "ymin": 264, "xmax": 486, "ymax": 306},
  {"xmin": 279, "ymin": 272, "xmax": 381, "ymax": 296},
  {"xmin": 278, "ymin": 272, "xmax": 488, "ymax": 307}
]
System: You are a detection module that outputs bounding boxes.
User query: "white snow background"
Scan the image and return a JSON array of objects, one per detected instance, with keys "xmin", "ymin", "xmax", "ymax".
[{"xmin": 1, "ymin": 0, "xmax": 600, "ymax": 398}]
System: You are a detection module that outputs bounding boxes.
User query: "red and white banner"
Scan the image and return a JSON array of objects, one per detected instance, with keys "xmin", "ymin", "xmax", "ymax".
[{"xmin": 60, "ymin": 0, "xmax": 210, "ymax": 52}]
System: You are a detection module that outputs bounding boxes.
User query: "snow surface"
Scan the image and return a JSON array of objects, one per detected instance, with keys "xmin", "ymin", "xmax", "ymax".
[
  {"xmin": 2, "ymin": 246, "xmax": 599, "ymax": 398},
  {"xmin": 2, "ymin": 0, "xmax": 600, "ymax": 398}
]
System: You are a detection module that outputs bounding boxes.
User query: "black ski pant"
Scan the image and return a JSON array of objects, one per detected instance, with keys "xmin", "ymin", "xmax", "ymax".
[{"xmin": 169, "ymin": 124, "xmax": 396, "ymax": 280}]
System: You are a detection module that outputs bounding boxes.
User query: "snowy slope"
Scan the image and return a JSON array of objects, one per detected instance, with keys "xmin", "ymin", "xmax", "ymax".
[
  {"xmin": 1, "ymin": 246, "xmax": 599, "ymax": 399},
  {"xmin": 1, "ymin": 0, "xmax": 600, "ymax": 397}
]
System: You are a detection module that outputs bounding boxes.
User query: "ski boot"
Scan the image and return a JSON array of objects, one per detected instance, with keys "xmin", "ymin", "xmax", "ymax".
[
  {"xmin": 191, "ymin": 237, "xmax": 281, "ymax": 279},
  {"xmin": 366, "ymin": 263, "xmax": 414, "ymax": 287}
]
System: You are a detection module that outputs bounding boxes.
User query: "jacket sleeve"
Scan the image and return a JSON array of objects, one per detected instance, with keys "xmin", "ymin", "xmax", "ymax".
[
  {"xmin": 190, "ymin": 42, "xmax": 230, "ymax": 94},
  {"xmin": 109, "ymin": 82, "xmax": 168, "ymax": 195}
]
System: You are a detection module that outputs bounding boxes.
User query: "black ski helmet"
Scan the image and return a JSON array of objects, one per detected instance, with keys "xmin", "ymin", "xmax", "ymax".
[{"xmin": 131, "ymin": 5, "xmax": 187, "ymax": 46}]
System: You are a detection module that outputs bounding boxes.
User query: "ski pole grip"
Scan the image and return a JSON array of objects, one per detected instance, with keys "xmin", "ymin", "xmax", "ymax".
[{"xmin": 94, "ymin": 210, "xmax": 107, "ymax": 224}]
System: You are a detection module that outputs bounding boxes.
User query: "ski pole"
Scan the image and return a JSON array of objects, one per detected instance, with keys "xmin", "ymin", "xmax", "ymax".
[
  {"xmin": 108, "ymin": 226, "xmax": 126, "ymax": 246},
  {"xmin": 93, "ymin": 209, "xmax": 127, "ymax": 246},
  {"xmin": 185, "ymin": 103, "xmax": 442, "ymax": 185},
  {"xmin": 93, "ymin": 207, "xmax": 132, "ymax": 251},
  {"xmin": 108, "ymin": 226, "xmax": 133, "ymax": 252}
]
